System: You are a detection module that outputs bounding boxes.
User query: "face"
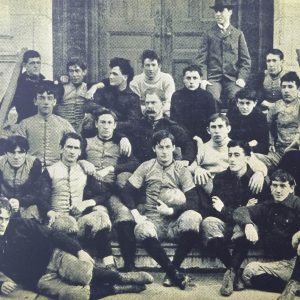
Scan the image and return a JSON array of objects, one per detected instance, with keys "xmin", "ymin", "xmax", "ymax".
[
  {"xmin": 143, "ymin": 59, "xmax": 160, "ymax": 80},
  {"xmin": 214, "ymin": 7, "xmax": 232, "ymax": 26},
  {"xmin": 237, "ymin": 99, "xmax": 257, "ymax": 116},
  {"xmin": 24, "ymin": 57, "xmax": 41, "ymax": 76},
  {"xmin": 109, "ymin": 66, "xmax": 127, "ymax": 87},
  {"xmin": 0, "ymin": 208, "xmax": 10, "ymax": 236},
  {"xmin": 6, "ymin": 146, "xmax": 26, "ymax": 168},
  {"xmin": 207, "ymin": 118, "xmax": 231, "ymax": 143},
  {"xmin": 281, "ymin": 81, "xmax": 299, "ymax": 103},
  {"xmin": 61, "ymin": 138, "xmax": 81, "ymax": 164},
  {"xmin": 183, "ymin": 71, "xmax": 201, "ymax": 91},
  {"xmin": 34, "ymin": 92, "xmax": 56, "ymax": 116},
  {"xmin": 228, "ymin": 146, "xmax": 248, "ymax": 173},
  {"xmin": 271, "ymin": 180, "xmax": 294, "ymax": 202},
  {"xmin": 153, "ymin": 138, "xmax": 175, "ymax": 166},
  {"xmin": 68, "ymin": 64, "xmax": 87, "ymax": 85},
  {"xmin": 95, "ymin": 114, "xmax": 117, "ymax": 140},
  {"xmin": 145, "ymin": 93, "xmax": 164, "ymax": 120},
  {"xmin": 266, "ymin": 54, "xmax": 283, "ymax": 76}
]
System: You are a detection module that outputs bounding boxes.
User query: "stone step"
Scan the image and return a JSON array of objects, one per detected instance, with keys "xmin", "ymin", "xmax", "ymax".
[{"xmin": 111, "ymin": 242, "xmax": 264, "ymax": 270}]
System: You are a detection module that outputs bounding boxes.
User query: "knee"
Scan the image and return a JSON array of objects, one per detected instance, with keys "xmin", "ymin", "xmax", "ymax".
[
  {"xmin": 59, "ymin": 286, "xmax": 90, "ymax": 300},
  {"xmin": 201, "ymin": 217, "xmax": 219, "ymax": 234},
  {"xmin": 243, "ymin": 261, "xmax": 263, "ymax": 286},
  {"xmin": 51, "ymin": 215, "xmax": 79, "ymax": 235},
  {"xmin": 116, "ymin": 172, "xmax": 132, "ymax": 188},
  {"xmin": 134, "ymin": 221, "xmax": 158, "ymax": 241},
  {"xmin": 58, "ymin": 252, "xmax": 93, "ymax": 285},
  {"xmin": 178, "ymin": 210, "xmax": 202, "ymax": 232}
]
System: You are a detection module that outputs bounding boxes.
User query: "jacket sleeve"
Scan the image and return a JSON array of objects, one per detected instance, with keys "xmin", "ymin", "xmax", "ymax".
[
  {"xmin": 120, "ymin": 181, "xmax": 140, "ymax": 210},
  {"xmin": 252, "ymin": 112, "xmax": 269, "ymax": 154},
  {"xmin": 115, "ymin": 153, "xmax": 139, "ymax": 175},
  {"xmin": 36, "ymin": 169, "xmax": 53, "ymax": 219},
  {"xmin": 233, "ymin": 203, "xmax": 268, "ymax": 226},
  {"xmin": 195, "ymin": 32, "xmax": 208, "ymax": 80},
  {"xmin": 84, "ymin": 90, "xmax": 105, "ymax": 113},
  {"xmin": 237, "ymin": 32, "xmax": 251, "ymax": 81}
]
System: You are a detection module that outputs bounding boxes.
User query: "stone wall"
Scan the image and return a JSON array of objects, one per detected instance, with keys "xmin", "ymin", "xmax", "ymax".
[{"xmin": 274, "ymin": 0, "xmax": 300, "ymax": 71}]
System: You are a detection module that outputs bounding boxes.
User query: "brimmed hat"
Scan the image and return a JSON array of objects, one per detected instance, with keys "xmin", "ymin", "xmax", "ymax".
[{"xmin": 210, "ymin": 0, "xmax": 235, "ymax": 9}]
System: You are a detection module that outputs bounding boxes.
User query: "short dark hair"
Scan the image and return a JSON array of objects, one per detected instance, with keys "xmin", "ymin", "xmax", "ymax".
[
  {"xmin": 235, "ymin": 88, "xmax": 257, "ymax": 102},
  {"xmin": 23, "ymin": 50, "xmax": 41, "ymax": 63},
  {"xmin": 60, "ymin": 132, "xmax": 83, "ymax": 149},
  {"xmin": 36, "ymin": 80, "xmax": 58, "ymax": 98},
  {"xmin": 144, "ymin": 88, "xmax": 166, "ymax": 102},
  {"xmin": 109, "ymin": 57, "xmax": 134, "ymax": 83},
  {"xmin": 67, "ymin": 58, "xmax": 87, "ymax": 71},
  {"xmin": 93, "ymin": 108, "xmax": 118, "ymax": 123},
  {"xmin": 182, "ymin": 64, "xmax": 202, "ymax": 77},
  {"xmin": 281, "ymin": 71, "xmax": 300, "ymax": 88},
  {"xmin": 270, "ymin": 169, "xmax": 296, "ymax": 187},
  {"xmin": 208, "ymin": 113, "xmax": 230, "ymax": 127},
  {"xmin": 0, "ymin": 197, "xmax": 12, "ymax": 215},
  {"xmin": 266, "ymin": 48, "xmax": 284, "ymax": 60},
  {"xmin": 152, "ymin": 130, "xmax": 175, "ymax": 148},
  {"xmin": 5, "ymin": 135, "xmax": 29, "ymax": 153},
  {"xmin": 141, "ymin": 50, "xmax": 161, "ymax": 65},
  {"xmin": 227, "ymin": 140, "xmax": 251, "ymax": 156}
]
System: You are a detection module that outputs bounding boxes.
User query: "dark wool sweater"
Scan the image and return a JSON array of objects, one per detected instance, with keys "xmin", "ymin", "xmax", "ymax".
[
  {"xmin": 131, "ymin": 116, "xmax": 196, "ymax": 164},
  {"xmin": 234, "ymin": 194, "xmax": 300, "ymax": 259},
  {"xmin": 227, "ymin": 106, "xmax": 269, "ymax": 154},
  {"xmin": 0, "ymin": 218, "xmax": 81, "ymax": 290},
  {"xmin": 170, "ymin": 87, "xmax": 217, "ymax": 142}
]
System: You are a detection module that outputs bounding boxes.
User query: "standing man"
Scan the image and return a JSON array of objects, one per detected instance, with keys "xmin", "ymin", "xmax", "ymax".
[
  {"xmin": 195, "ymin": 0, "xmax": 251, "ymax": 108},
  {"xmin": 130, "ymin": 50, "xmax": 175, "ymax": 115},
  {"xmin": 11, "ymin": 50, "xmax": 45, "ymax": 122}
]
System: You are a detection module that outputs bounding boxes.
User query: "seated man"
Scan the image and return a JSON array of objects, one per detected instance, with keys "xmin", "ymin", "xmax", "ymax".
[
  {"xmin": 10, "ymin": 50, "xmax": 45, "ymax": 123},
  {"xmin": 130, "ymin": 49, "xmax": 175, "ymax": 115},
  {"xmin": 84, "ymin": 108, "xmax": 139, "ymax": 271},
  {"xmin": 233, "ymin": 170, "xmax": 300, "ymax": 299},
  {"xmin": 37, "ymin": 132, "xmax": 115, "ymax": 269},
  {"xmin": 255, "ymin": 72, "xmax": 300, "ymax": 170},
  {"xmin": 0, "ymin": 198, "xmax": 153, "ymax": 299},
  {"xmin": 227, "ymin": 88, "xmax": 269, "ymax": 154},
  {"xmin": 55, "ymin": 58, "xmax": 91, "ymax": 133},
  {"xmin": 84, "ymin": 57, "xmax": 142, "ymax": 137},
  {"xmin": 121, "ymin": 130, "xmax": 202, "ymax": 289},
  {"xmin": 247, "ymin": 48, "xmax": 285, "ymax": 112},
  {"xmin": 201, "ymin": 140, "xmax": 268, "ymax": 296},
  {"xmin": 191, "ymin": 113, "xmax": 267, "ymax": 195},
  {"xmin": 0, "ymin": 135, "xmax": 42, "ymax": 219},
  {"xmin": 131, "ymin": 88, "xmax": 196, "ymax": 165},
  {"xmin": 170, "ymin": 64, "xmax": 217, "ymax": 142},
  {"xmin": 16, "ymin": 80, "xmax": 75, "ymax": 168}
]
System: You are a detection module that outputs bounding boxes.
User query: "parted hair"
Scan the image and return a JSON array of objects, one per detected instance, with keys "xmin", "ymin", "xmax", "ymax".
[
  {"xmin": 5, "ymin": 135, "xmax": 29, "ymax": 153},
  {"xmin": 227, "ymin": 140, "xmax": 251, "ymax": 156},
  {"xmin": 270, "ymin": 169, "xmax": 296, "ymax": 187},
  {"xmin": 152, "ymin": 130, "xmax": 175, "ymax": 147}
]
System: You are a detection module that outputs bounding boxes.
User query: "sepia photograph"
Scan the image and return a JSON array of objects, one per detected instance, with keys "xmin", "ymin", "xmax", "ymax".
[{"xmin": 0, "ymin": 0, "xmax": 300, "ymax": 299}]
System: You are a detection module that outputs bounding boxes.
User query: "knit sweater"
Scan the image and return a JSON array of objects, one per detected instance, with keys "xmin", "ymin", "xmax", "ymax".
[
  {"xmin": 16, "ymin": 114, "xmax": 75, "ymax": 167},
  {"xmin": 170, "ymin": 87, "xmax": 217, "ymax": 141}
]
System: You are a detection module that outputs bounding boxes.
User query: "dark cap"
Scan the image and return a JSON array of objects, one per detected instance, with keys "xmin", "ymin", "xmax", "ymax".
[{"xmin": 210, "ymin": 0, "xmax": 235, "ymax": 9}]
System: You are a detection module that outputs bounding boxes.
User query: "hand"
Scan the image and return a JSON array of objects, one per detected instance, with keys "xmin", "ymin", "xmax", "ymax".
[
  {"xmin": 47, "ymin": 210, "xmax": 58, "ymax": 227},
  {"xmin": 245, "ymin": 224, "xmax": 259, "ymax": 243},
  {"xmin": 86, "ymin": 82, "xmax": 105, "ymax": 99},
  {"xmin": 212, "ymin": 196, "xmax": 224, "ymax": 212},
  {"xmin": 120, "ymin": 137, "xmax": 132, "ymax": 157},
  {"xmin": 79, "ymin": 160, "xmax": 96, "ymax": 176},
  {"xmin": 77, "ymin": 250, "xmax": 95, "ymax": 265},
  {"xmin": 194, "ymin": 166, "xmax": 212, "ymax": 186},
  {"xmin": 236, "ymin": 78, "xmax": 246, "ymax": 88},
  {"xmin": 249, "ymin": 171, "xmax": 264, "ymax": 194},
  {"xmin": 9, "ymin": 198, "xmax": 19, "ymax": 212},
  {"xmin": 156, "ymin": 199, "xmax": 174, "ymax": 216},
  {"xmin": 1, "ymin": 281, "xmax": 17, "ymax": 295},
  {"xmin": 269, "ymin": 145, "xmax": 276, "ymax": 153},
  {"xmin": 261, "ymin": 100, "xmax": 275, "ymax": 109},
  {"xmin": 248, "ymin": 140, "xmax": 258, "ymax": 148},
  {"xmin": 292, "ymin": 231, "xmax": 300, "ymax": 249},
  {"xmin": 200, "ymin": 80, "xmax": 212, "ymax": 90},
  {"xmin": 131, "ymin": 209, "xmax": 147, "ymax": 224},
  {"xmin": 95, "ymin": 166, "xmax": 114, "ymax": 180},
  {"xmin": 246, "ymin": 198, "xmax": 258, "ymax": 207}
]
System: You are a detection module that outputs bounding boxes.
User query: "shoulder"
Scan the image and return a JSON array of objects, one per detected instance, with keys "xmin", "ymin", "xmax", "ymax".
[
  {"xmin": 131, "ymin": 74, "xmax": 143, "ymax": 84},
  {"xmin": 161, "ymin": 72, "xmax": 174, "ymax": 81}
]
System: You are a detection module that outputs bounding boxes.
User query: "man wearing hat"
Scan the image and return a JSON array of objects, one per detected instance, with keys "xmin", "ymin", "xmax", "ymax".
[{"xmin": 195, "ymin": 0, "xmax": 251, "ymax": 109}]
